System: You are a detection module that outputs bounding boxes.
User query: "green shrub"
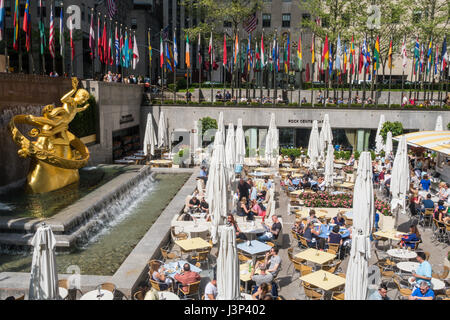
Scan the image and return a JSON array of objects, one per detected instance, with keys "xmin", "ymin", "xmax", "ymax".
[
  {"xmin": 281, "ymin": 148, "xmax": 302, "ymax": 158},
  {"xmin": 176, "ymin": 78, "xmax": 187, "ymax": 91},
  {"xmin": 168, "ymin": 83, "xmax": 176, "ymax": 91},
  {"xmin": 354, "ymin": 150, "xmax": 360, "ymax": 160},
  {"xmin": 199, "ymin": 116, "xmax": 218, "ymax": 136},
  {"xmin": 380, "ymin": 121, "xmax": 403, "ymax": 142}
]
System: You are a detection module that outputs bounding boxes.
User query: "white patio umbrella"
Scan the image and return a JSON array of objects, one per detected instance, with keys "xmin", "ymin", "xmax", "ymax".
[
  {"xmin": 435, "ymin": 115, "xmax": 443, "ymax": 131},
  {"xmin": 29, "ymin": 223, "xmax": 60, "ymax": 300},
  {"xmin": 143, "ymin": 113, "xmax": 157, "ymax": 157},
  {"xmin": 384, "ymin": 131, "xmax": 393, "ymax": 157},
  {"xmin": 205, "ymin": 131, "xmax": 229, "ymax": 244},
  {"xmin": 391, "ymin": 135, "xmax": 410, "ymax": 228},
  {"xmin": 265, "ymin": 113, "xmax": 279, "ymax": 167},
  {"xmin": 307, "ymin": 120, "xmax": 321, "ymax": 170},
  {"xmin": 375, "ymin": 114, "xmax": 385, "ymax": 154},
  {"xmin": 225, "ymin": 123, "xmax": 236, "ymax": 187},
  {"xmin": 218, "ymin": 111, "xmax": 226, "ymax": 144},
  {"xmin": 235, "ymin": 118, "xmax": 246, "ymax": 165},
  {"xmin": 319, "ymin": 114, "xmax": 333, "ymax": 161},
  {"xmin": 324, "ymin": 143, "xmax": 334, "ymax": 187},
  {"xmin": 216, "ymin": 225, "xmax": 240, "ymax": 300},
  {"xmin": 157, "ymin": 111, "xmax": 168, "ymax": 148},
  {"xmin": 345, "ymin": 152, "xmax": 374, "ymax": 300}
]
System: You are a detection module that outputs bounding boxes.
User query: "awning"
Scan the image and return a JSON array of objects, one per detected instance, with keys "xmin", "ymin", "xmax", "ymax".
[{"xmin": 394, "ymin": 131, "xmax": 450, "ymax": 156}]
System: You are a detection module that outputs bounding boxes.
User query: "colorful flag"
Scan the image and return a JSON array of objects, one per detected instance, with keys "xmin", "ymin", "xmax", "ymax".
[
  {"xmin": 297, "ymin": 34, "xmax": 302, "ymax": 71},
  {"xmin": 329, "ymin": 43, "xmax": 333, "ymax": 76},
  {"xmin": 0, "ymin": 0, "xmax": 4, "ymax": 41},
  {"xmin": 108, "ymin": 24, "xmax": 113, "ymax": 66},
  {"xmin": 123, "ymin": 31, "xmax": 129, "ymax": 68},
  {"xmin": 441, "ymin": 36, "xmax": 447, "ymax": 72},
  {"xmin": 420, "ymin": 43, "xmax": 424, "ymax": 73},
  {"xmin": 133, "ymin": 33, "xmax": 139, "ymax": 69},
  {"xmin": 358, "ymin": 44, "xmax": 364, "ymax": 74},
  {"xmin": 185, "ymin": 33, "xmax": 190, "ymax": 69},
  {"xmin": 414, "ymin": 37, "xmax": 420, "ymax": 74},
  {"xmin": 106, "ymin": 0, "xmax": 117, "ymax": 19},
  {"xmin": 255, "ymin": 40, "xmax": 260, "ymax": 69},
  {"xmin": 198, "ymin": 33, "xmax": 202, "ymax": 70},
  {"xmin": 311, "ymin": 34, "xmax": 315, "ymax": 65},
  {"xmin": 243, "ymin": 12, "xmax": 257, "ymax": 34},
  {"xmin": 261, "ymin": 33, "xmax": 265, "ymax": 67},
  {"xmin": 119, "ymin": 28, "xmax": 124, "ymax": 66},
  {"xmin": 164, "ymin": 41, "xmax": 172, "ymax": 72},
  {"xmin": 223, "ymin": 34, "xmax": 227, "ymax": 67},
  {"xmin": 115, "ymin": 26, "xmax": 119, "ymax": 66},
  {"xmin": 159, "ymin": 33, "xmax": 163, "ymax": 69},
  {"xmin": 374, "ymin": 36, "xmax": 380, "ymax": 72},
  {"xmin": 39, "ymin": 0, "xmax": 46, "ymax": 55},
  {"xmin": 426, "ymin": 38, "xmax": 432, "ymax": 75},
  {"xmin": 69, "ymin": 18, "xmax": 74, "ymax": 61},
  {"xmin": 234, "ymin": 33, "xmax": 239, "ymax": 65},
  {"xmin": 23, "ymin": 0, "xmax": 31, "ymax": 52},
  {"xmin": 12, "ymin": 0, "xmax": 18, "ymax": 51},
  {"xmin": 401, "ymin": 36, "xmax": 407, "ymax": 71},
  {"xmin": 343, "ymin": 43, "xmax": 347, "ymax": 74},
  {"xmin": 49, "ymin": 4, "xmax": 56, "ymax": 58},
  {"xmin": 305, "ymin": 63, "xmax": 310, "ymax": 82},
  {"xmin": 208, "ymin": 32, "xmax": 212, "ymax": 62},
  {"xmin": 350, "ymin": 36, "xmax": 355, "ymax": 74},
  {"xmin": 272, "ymin": 34, "xmax": 277, "ymax": 71},
  {"xmin": 89, "ymin": 11, "xmax": 95, "ymax": 59},
  {"xmin": 322, "ymin": 35, "xmax": 329, "ymax": 67},
  {"xmin": 148, "ymin": 30, "xmax": 152, "ymax": 67},
  {"xmin": 102, "ymin": 20, "xmax": 107, "ymax": 64},
  {"xmin": 286, "ymin": 34, "xmax": 290, "ymax": 73},
  {"xmin": 388, "ymin": 38, "xmax": 393, "ymax": 69},
  {"xmin": 173, "ymin": 31, "xmax": 178, "ymax": 68},
  {"xmin": 128, "ymin": 33, "xmax": 133, "ymax": 68},
  {"xmin": 98, "ymin": 16, "xmax": 103, "ymax": 63},
  {"xmin": 247, "ymin": 34, "xmax": 251, "ymax": 73},
  {"xmin": 434, "ymin": 44, "xmax": 438, "ymax": 75},
  {"xmin": 335, "ymin": 35, "xmax": 341, "ymax": 71},
  {"xmin": 59, "ymin": 5, "xmax": 64, "ymax": 56}
]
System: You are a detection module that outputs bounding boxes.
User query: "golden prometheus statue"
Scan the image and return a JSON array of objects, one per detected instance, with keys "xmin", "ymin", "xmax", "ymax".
[{"xmin": 9, "ymin": 78, "xmax": 91, "ymax": 194}]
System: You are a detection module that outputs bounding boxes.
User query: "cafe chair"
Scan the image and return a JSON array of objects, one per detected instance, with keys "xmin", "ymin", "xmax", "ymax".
[
  {"xmin": 321, "ymin": 260, "xmax": 342, "ymax": 274},
  {"xmin": 266, "ymin": 241, "xmax": 276, "ymax": 247},
  {"xmin": 298, "ymin": 236, "xmax": 310, "ymax": 249},
  {"xmin": 191, "ymin": 249, "xmax": 210, "ymax": 269},
  {"xmin": 160, "ymin": 247, "xmax": 180, "ymax": 262},
  {"xmin": 133, "ymin": 290, "xmax": 146, "ymax": 300},
  {"xmin": 149, "ymin": 279, "xmax": 173, "ymax": 292},
  {"xmin": 327, "ymin": 243, "xmax": 340, "ymax": 257},
  {"xmin": 331, "ymin": 291, "xmax": 345, "ymax": 300},
  {"xmin": 337, "ymin": 273, "xmax": 346, "ymax": 278},
  {"xmin": 171, "ymin": 226, "xmax": 188, "ymax": 241},
  {"xmin": 432, "ymin": 219, "xmax": 447, "ymax": 244},
  {"xmin": 374, "ymin": 250, "xmax": 396, "ymax": 268},
  {"xmin": 96, "ymin": 282, "xmax": 116, "ymax": 298},
  {"xmin": 178, "ymin": 281, "xmax": 201, "ymax": 300},
  {"xmin": 375, "ymin": 261, "xmax": 395, "ymax": 286},
  {"xmin": 15, "ymin": 295, "xmax": 25, "ymax": 300},
  {"xmin": 432, "ymin": 265, "xmax": 449, "ymax": 280},
  {"xmin": 393, "ymin": 275, "xmax": 412, "ymax": 300},
  {"xmin": 419, "ymin": 209, "xmax": 434, "ymax": 228},
  {"xmin": 238, "ymin": 252, "xmax": 252, "ymax": 264},
  {"xmin": 302, "ymin": 282, "xmax": 324, "ymax": 300}
]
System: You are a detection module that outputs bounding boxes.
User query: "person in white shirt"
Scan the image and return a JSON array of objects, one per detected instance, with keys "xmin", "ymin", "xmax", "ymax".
[
  {"xmin": 402, "ymin": 94, "xmax": 408, "ymax": 106},
  {"xmin": 204, "ymin": 279, "xmax": 217, "ymax": 300}
]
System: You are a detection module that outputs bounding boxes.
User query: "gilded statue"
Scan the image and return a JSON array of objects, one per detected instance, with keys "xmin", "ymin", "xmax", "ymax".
[{"xmin": 9, "ymin": 78, "xmax": 91, "ymax": 194}]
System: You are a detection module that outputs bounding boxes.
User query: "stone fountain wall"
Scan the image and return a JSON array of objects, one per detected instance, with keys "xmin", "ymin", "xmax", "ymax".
[{"xmin": 0, "ymin": 74, "xmax": 72, "ymax": 188}]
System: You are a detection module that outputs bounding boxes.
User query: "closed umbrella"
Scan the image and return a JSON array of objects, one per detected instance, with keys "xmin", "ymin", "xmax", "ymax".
[
  {"xmin": 235, "ymin": 118, "xmax": 246, "ymax": 165},
  {"xmin": 143, "ymin": 113, "xmax": 157, "ymax": 157},
  {"xmin": 29, "ymin": 223, "xmax": 60, "ymax": 300},
  {"xmin": 319, "ymin": 114, "xmax": 333, "ymax": 161},
  {"xmin": 391, "ymin": 135, "xmax": 410, "ymax": 228},
  {"xmin": 158, "ymin": 111, "xmax": 168, "ymax": 148},
  {"xmin": 375, "ymin": 114, "xmax": 385, "ymax": 154},
  {"xmin": 385, "ymin": 131, "xmax": 393, "ymax": 157},
  {"xmin": 216, "ymin": 225, "xmax": 240, "ymax": 300},
  {"xmin": 307, "ymin": 120, "xmax": 321, "ymax": 170},
  {"xmin": 265, "ymin": 113, "xmax": 278, "ymax": 167},
  {"xmin": 345, "ymin": 152, "xmax": 374, "ymax": 300},
  {"xmin": 435, "ymin": 115, "xmax": 443, "ymax": 131},
  {"xmin": 324, "ymin": 143, "xmax": 334, "ymax": 187},
  {"xmin": 206, "ymin": 131, "xmax": 229, "ymax": 244},
  {"xmin": 225, "ymin": 123, "xmax": 236, "ymax": 186},
  {"xmin": 218, "ymin": 111, "xmax": 226, "ymax": 144}
]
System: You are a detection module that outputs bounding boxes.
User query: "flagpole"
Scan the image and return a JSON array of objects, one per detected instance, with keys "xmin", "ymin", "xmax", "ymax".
[
  {"xmin": 348, "ymin": 37, "xmax": 353, "ymax": 108},
  {"xmin": 209, "ymin": 33, "xmax": 213, "ymax": 103},
  {"xmin": 273, "ymin": 29, "xmax": 277, "ymax": 105},
  {"xmin": 51, "ymin": 1, "xmax": 55, "ymax": 74},
  {"xmin": 362, "ymin": 36, "xmax": 367, "ymax": 107},
  {"xmin": 298, "ymin": 33, "xmax": 302, "ymax": 106},
  {"xmin": 430, "ymin": 47, "xmax": 435, "ymax": 103},
  {"xmin": 61, "ymin": 2, "xmax": 65, "ymax": 77},
  {"xmin": 174, "ymin": 28, "xmax": 177, "ymax": 101},
  {"xmin": 17, "ymin": 4, "xmax": 23, "ymax": 73},
  {"xmin": 4, "ymin": 8, "xmax": 8, "ymax": 73},
  {"xmin": 28, "ymin": 1, "xmax": 35, "ymax": 74},
  {"xmin": 400, "ymin": 37, "xmax": 405, "ymax": 106}
]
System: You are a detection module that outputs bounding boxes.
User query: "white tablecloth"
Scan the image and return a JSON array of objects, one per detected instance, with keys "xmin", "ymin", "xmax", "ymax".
[
  {"xmin": 157, "ymin": 291, "xmax": 180, "ymax": 300},
  {"xmin": 80, "ymin": 289, "xmax": 114, "ymax": 300},
  {"xmin": 397, "ymin": 261, "xmax": 420, "ymax": 273},
  {"xmin": 387, "ymin": 249, "xmax": 417, "ymax": 260}
]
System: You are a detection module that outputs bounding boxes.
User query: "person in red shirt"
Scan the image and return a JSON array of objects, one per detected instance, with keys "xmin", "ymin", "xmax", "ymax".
[{"xmin": 174, "ymin": 263, "xmax": 201, "ymax": 293}]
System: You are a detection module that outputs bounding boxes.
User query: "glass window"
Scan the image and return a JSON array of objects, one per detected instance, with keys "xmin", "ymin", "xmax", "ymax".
[
  {"xmin": 282, "ymin": 14, "xmax": 290, "ymax": 28},
  {"xmin": 223, "ymin": 21, "xmax": 232, "ymax": 28},
  {"xmin": 262, "ymin": 14, "xmax": 271, "ymax": 28},
  {"xmin": 131, "ymin": 18, "xmax": 137, "ymax": 30}
]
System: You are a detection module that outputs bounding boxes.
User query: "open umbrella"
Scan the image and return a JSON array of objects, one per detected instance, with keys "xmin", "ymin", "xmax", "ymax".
[
  {"xmin": 235, "ymin": 118, "xmax": 246, "ymax": 165},
  {"xmin": 391, "ymin": 135, "xmax": 410, "ymax": 228},
  {"xmin": 435, "ymin": 115, "xmax": 443, "ymax": 131},
  {"xmin": 216, "ymin": 225, "xmax": 240, "ymax": 300},
  {"xmin": 29, "ymin": 223, "xmax": 60, "ymax": 300},
  {"xmin": 307, "ymin": 120, "xmax": 321, "ymax": 170},
  {"xmin": 143, "ymin": 113, "xmax": 157, "ymax": 157},
  {"xmin": 225, "ymin": 123, "xmax": 236, "ymax": 187},
  {"xmin": 345, "ymin": 152, "xmax": 374, "ymax": 300},
  {"xmin": 158, "ymin": 111, "xmax": 168, "ymax": 148},
  {"xmin": 375, "ymin": 114, "xmax": 385, "ymax": 154},
  {"xmin": 324, "ymin": 143, "xmax": 334, "ymax": 187},
  {"xmin": 384, "ymin": 131, "xmax": 393, "ymax": 157},
  {"xmin": 206, "ymin": 131, "xmax": 229, "ymax": 244}
]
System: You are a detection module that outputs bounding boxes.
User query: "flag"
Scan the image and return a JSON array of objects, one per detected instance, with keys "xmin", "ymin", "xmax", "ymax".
[
  {"xmin": 185, "ymin": 33, "xmax": 190, "ymax": 69},
  {"xmin": 123, "ymin": 31, "xmax": 129, "ymax": 68},
  {"xmin": 197, "ymin": 33, "xmax": 202, "ymax": 70},
  {"xmin": 173, "ymin": 31, "xmax": 178, "ymax": 67},
  {"xmin": 388, "ymin": 38, "xmax": 393, "ymax": 69},
  {"xmin": 69, "ymin": 18, "xmax": 74, "ymax": 61},
  {"xmin": 261, "ymin": 33, "xmax": 265, "ymax": 67},
  {"xmin": 426, "ymin": 38, "xmax": 432, "ymax": 75},
  {"xmin": 297, "ymin": 34, "xmax": 302, "ymax": 71},
  {"xmin": 0, "ymin": 0, "xmax": 4, "ymax": 41},
  {"xmin": 159, "ymin": 33, "xmax": 163, "ymax": 69},
  {"xmin": 329, "ymin": 43, "xmax": 333, "ymax": 76},
  {"xmin": 343, "ymin": 43, "xmax": 347, "ymax": 74},
  {"xmin": 434, "ymin": 44, "xmax": 438, "ymax": 75},
  {"xmin": 322, "ymin": 35, "xmax": 329, "ymax": 67},
  {"xmin": 115, "ymin": 26, "xmax": 119, "ymax": 66},
  {"xmin": 128, "ymin": 33, "xmax": 133, "ymax": 68},
  {"xmin": 247, "ymin": 34, "xmax": 251, "ymax": 73},
  {"xmin": 272, "ymin": 34, "xmax": 277, "ymax": 71},
  {"xmin": 350, "ymin": 35, "xmax": 355, "ymax": 74},
  {"xmin": 208, "ymin": 32, "xmax": 212, "ymax": 62},
  {"xmin": 106, "ymin": 0, "xmax": 117, "ymax": 19},
  {"xmin": 59, "ymin": 5, "xmax": 64, "ymax": 56},
  {"xmin": 165, "ymin": 41, "xmax": 173, "ymax": 72},
  {"xmin": 89, "ymin": 12, "xmax": 95, "ymax": 59},
  {"xmin": 110, "ymin": 24, "xmax": 114, "ymax": 65},
  {"xmin": 420, "ymin": 43, "xmax": 424, "ymax": 73},
  {"xmin": 148, "ymin": 30, "xmax": 152, "ymax": 67},
  {"xmin": 49, "ymin": 4, "xmax": 56, "ymax": 58},
  {"xmin": 311, "ymin": 34, "xmax": 315, "ymax": 65},
  {"xmin": 133, "ymin": 34, "xmax": 139, "ymax": 69},
  {"xmin": 374, "ymin": 36, "xmax": 380, "ymax": 72},
  {"xmin": 102, "ymin": 20, "xmax": 107, "ymax": 64},
  {"xmin": 223, "ymin": 34, "xmax": 227, "ymax": 67},
  {"xmin": 358, "ymin": 44, "xmax": 364, "ymax": 74},
  {"xmin": 23, "ymin": 0, "xmax": 31, "ymax": 52},
  {"xmin": 12, "ymin": 0, "xmax": 18, "ymax": 50},
  {"xmin": 98, "ymin": 16, "xmax": 103, "ymax": 63},
  {"xmin": 234, "ymin": 33, "xmax": 239, "ymax": 65},
  {"xmin": 39, "ymin": 0, "xmax": 46, "ymax": 55},
  {"xmin": 335, "ymin": 35, "xmax": 341, "ymax": 71},
  {"xmin": 401, "ymin": 36, "xmax": 407, "ymax": 71},
  {"xmin": 119, "ymin": 28, "xmax": 124, "ymax": 66},
  {"xmin": 305, "ymin": 63, "xmax": 310, "ymax": 82},
  {"xmin": 414, "ymin": 37, "xmax": 420, "ymax": 74},
  {"xmin": 362, "ymin": 39, "xmax": 367, "ymax": 67},
  {"xmin": 255, "ymin": 40, "xmax": 260, "ymax": 69},
  {"xmin": 243, "ymin": 13, "xmax": 257, "ymax": 34},
  {"xmin": 286, "ymin": 34, "xmax": 290, "ymax": 72},
  {"xmin": 441, "ymin": 36, "xmax": 447, "ymax": 72}
]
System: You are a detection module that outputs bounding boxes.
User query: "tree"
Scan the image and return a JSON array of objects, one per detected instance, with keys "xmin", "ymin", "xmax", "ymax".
[
  {"xmin": 411, "ymin": 0, "xmax": 449, "ymax": 43},
  {"xmin": 380, "ymin": 121, "xmax": 403, "ymax": 142},
  {"xmin": 199, "ymin": 116, "xmax": 218, "ymax": 147}
]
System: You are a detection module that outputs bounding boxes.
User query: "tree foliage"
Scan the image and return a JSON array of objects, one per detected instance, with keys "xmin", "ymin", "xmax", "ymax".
[
  {"xmin": 199, "ymin": 116, "xmax": 218, "ymax": 136},
  {"xmin": 380, "ymin": 121, "xmax": 404, "ymax": 142}
]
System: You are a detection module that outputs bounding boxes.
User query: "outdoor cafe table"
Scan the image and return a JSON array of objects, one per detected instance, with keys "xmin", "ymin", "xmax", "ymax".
[
  {"xmin": 343, "ymin": 211, "xmax": 353, "ymax": 219},
  {"xmin": 175, "ymin": 237, "xmax": 212, "ymax": 255},
  {"xmin": 334, "ymin": 182, "xmax": 355, "ymax": 190},
  {"xmin": 387, "ymin": 248, "xmax": 417, "ymax": 260},
  {"xmin": 238, "ymin": 221, "xmax": 266, "ymax": 241},
  {"xmin": 418, "ymin": 191, "xmax": 439, "ymax": 203},
  {"xmin": 397, "ymin": 261, "xmax": 420, "ymax": 274},
  {"xmin": 249, "ymin": 172, "xmax": 272, "ymax": 178},
  {"xmin": 80, "ymin": 289, "xmax": 114, "ymax": 300},
  {"xmin": 294, "ymin": 248, "xmax": 336, "ymax": 269},
  {"xmin": 314, "ymin": 224, "xmax": 350, "ymax": 239},
  {"xmin": 157, "ymin": 291, "xmax": 180, "ymax": 300},
  {"xmin": 373, "ymin": 230, "xmax": 407, "ymax": 248},
  {"xmin": 299, "ymin": 270, "xmax": 346, "ymax": 293},
  {"xmin": 237, "ymin": 240, "xmax": 272, "ymax": 265},
  {"xmin": 407, "ymin": 277, "xmax": 446, "ymax": 291},
  {"xmin": 150, "ymin": 160, "xmax": 173, "ymax": 167},
  {"xmin": 162, "ymin": 260, "xmax": 202, "ymax": 279},
  {"xmin": 240, "ymin": 263, "xmax": 262, "ymax": 292},
  {"xmin": 181, "ymin": 224, "xmax": 210, "ymax": 239}
]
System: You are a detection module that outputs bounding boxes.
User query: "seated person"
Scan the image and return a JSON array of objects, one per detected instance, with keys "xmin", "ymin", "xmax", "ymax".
[
  {"xmin": 309, "ymin": 177, "xmax": 319, "ymax": 191},
  {"xmin": 317, "ymin": 176, "xmax": 326, "ymax": 191},
  {"xmin": 438, "ymin": 182, "xmax": 450, "ymax": 202},
  {"xmin": 149, "ymin": 261, "xmax": 173, "ymax": 291},
  {"xmin": 302, "ymin": 222, "xmax": 317, "ymax": 248},
  {"xmin": 409, "ymin": 252, "xmax": 432, "ymax": 289},
  {"xmin": 236, "ymin": 198, "xmax": 250, "ymax": 217},
  {"xmin": 227, "ymin": 214, "xmax": 247, "ymax": 240},
  {"xmin": 257, "ymin": 187, "xmax": 267, "ymax": 203},
  {"xmin": 307, "ymin": 209, "xmax": 318, "ymax": 224},
  {"xmin": 250, "ymin": 199, "xmax": 266, "ymax": 218},
  {"xmin": 409, "ymin": 191, "xmax": 421, "ymax": 216},
  {"xmin": 291, "ymin": 219, "xmax": 304, "ymax": 236},
  {"xmin": 346, "ymin": 154, "xmax": 355, "ymax": 166},
  {"xmin": 408, "ymin": 282, "xmax": 435, "ymax": 300},
  {"xmin": 204, "ymin": 278, "xmax": 217, "ymax": 300},
  {"xmin": 252, "ymin": 282, "xmax": 270, "ymax": 300},
  {"xmin": 368, "ymin": 283, "xmax": 390, "ymax": 300},
  {"xmin": 174, "ymin": 263, "xmax": 201, "ymax": 293},
  {"xmin": 313, "ymin": 217, "xmax": 329, "ymax": 250},
  {"xmin": 257, "ymin": 215, "xmax": 282, "ymax": 242},
  {"xmin": 188, "ymin": 195, "xmax": 201, "ymax": 212},
  {"xmin": 261, "ymin": 247, "xmax": 281, "ymax": 278},
  {"xmin": 251, "ymin": 264, "xmax": 273, "ymax": 287},
  {"xmin": 198, "ymin": 166, "xmax": 208, "ymax": 183},
  {"xmin": 332, "ymin": 212, "xmax": 346, "ymax": 227},
  {"xmin": 328, "ymin": 224, "xmax": 343, "ymax": 246},
  {"xmin": 420, "ymin": 174, "xmax": 431, "ymax": 192},
  {"xmin": 263, "ymin": 178, "xmax": 272, "ymax": 190},
  {"xmin": 200, "ymin": 197, "xmax": 209, "ymax": 214},
  {"xmin": 421, "ymin": 193, "xmax": 435, "ymax": 213},
  {"xmin": 434, "ymin": 203, "xmax": 447, "ymax": 223},
  {"xmin": 397, "ymin": 225, "xmax": 421, "ymax": 249}
]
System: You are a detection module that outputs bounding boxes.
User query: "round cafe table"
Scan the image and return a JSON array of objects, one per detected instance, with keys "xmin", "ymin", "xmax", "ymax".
[
  {"xmin": 182, "ymin": 224, "xmax": 209, "ymax": 238},
  {"xmin": 396, "ymin": 261, "xmax": 420, "ymax": 273},
  {"xmin": 407, "ymin": 278, "xmax": 446, "ymax": 291},
  {"xmin": 387, "ymin": 249, "xmax": 417, "ymax": 260},
  {"xmin": 80, "ymin": 289, "xmax": 114, "ymax": 300},
  {"xmin": 157, "ymin": 291, "xmax": 180, "ymax": 300},
  {"xmin": 240, "ymin": 293, "xmax": 253, "ymax": 300}
]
